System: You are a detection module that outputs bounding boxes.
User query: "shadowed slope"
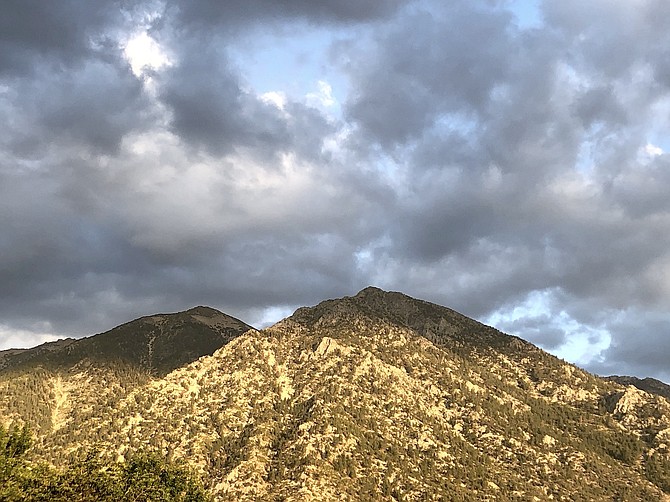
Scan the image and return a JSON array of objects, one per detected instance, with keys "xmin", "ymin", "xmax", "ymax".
[
  {"xmin": 0, "ymin": 306, "xmax": 252, "ymax": 376},
  {"xmin": 0, "ymin": 306, "xmax": 253, "ymax": 433}
]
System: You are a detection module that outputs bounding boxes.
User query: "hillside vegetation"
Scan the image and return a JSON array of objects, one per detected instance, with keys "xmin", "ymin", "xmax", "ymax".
[
  {"xmin": 0, "ymin": 423, "xmax": 209, "ymax": 501},
  {"xmin": 1, "ymin": 288, "xmax": 670, "ymax": 500}
]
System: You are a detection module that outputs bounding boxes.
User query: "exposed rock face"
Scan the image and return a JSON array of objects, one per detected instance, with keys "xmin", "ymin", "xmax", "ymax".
[
  {"xmin": 614, "ymin": 386, "xmax": 648, "ymax": 416},
  {"xmin": 2, "ymin": 289, "xmax": 670, "ymax": 500}
]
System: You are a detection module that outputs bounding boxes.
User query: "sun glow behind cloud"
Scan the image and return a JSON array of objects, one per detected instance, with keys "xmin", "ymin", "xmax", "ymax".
[{"xmin": 123, "ymin": 31, "xmax": 173, "ymax": 92}]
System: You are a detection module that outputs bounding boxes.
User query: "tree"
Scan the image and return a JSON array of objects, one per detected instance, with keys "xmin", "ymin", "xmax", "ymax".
[{"xmin": 0, "ymin": 423, "xmax": 210, "ymax": 501}]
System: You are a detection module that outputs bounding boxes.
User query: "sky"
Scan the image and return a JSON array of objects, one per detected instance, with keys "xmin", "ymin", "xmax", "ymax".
[{"xmin": 1, "ymin": 0, "xmax": 670, "ymax": 382}]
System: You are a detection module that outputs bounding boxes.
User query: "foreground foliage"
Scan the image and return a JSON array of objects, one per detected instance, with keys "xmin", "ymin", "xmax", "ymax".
[{"xmin": 0, "ymin": 424, "xmax": 209, "ymax": 502}]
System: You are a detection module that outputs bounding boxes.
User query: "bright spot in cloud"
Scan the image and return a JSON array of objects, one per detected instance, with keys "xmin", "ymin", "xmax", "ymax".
[
  {"xmin": 123, "ymin": 31, "xmax": 172, "ymax": 78},
  {"xmin": 637, "ymin": 142, "xmax": 665, "ymax": 164},
  {"xmin": 261, "ymin": 91, "xmax": 288, "ymax": 110},
  {"xmin": 355, "ymin": 248, "xmax": 374, "ymax": 271},
  {"xmin": 508, "ymin": 0, "xmax": 543, "ymax": 28},
  {"xmin": 644, "ymin": 143, "xmax": 664, "ymax": 157},
  {"xmin": 551, "ymin": 317, "xmax": 611, "ymax": 367},
  {"xmin": 256, "ymin": 306, "xmax": 296, "ymax": 328},
  {"xmin": 306, "ymin": 80, "xmax": 336, "ymax": 109}
]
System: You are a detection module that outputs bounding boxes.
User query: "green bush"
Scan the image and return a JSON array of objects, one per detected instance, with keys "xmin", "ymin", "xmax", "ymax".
[{"xmin": 0, "ymin": 423, "xmax": 210, "ymax": 501}]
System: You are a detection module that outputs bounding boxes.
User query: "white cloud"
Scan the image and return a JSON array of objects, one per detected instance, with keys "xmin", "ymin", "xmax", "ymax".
[
  {"xmin": 0, "ymin": 324, "xmax": 63, "ymax": 351},
  {"xmin": 644, "ymin": 143, "xmax": 664, "ymax": 157},
  {"xmin": 306, "ymin": 80, "xmax": 336, "ymax": 109},
  {"xmin": 636, "ymin": 142, "xmax": 665, "ymax": 164},
  {"xmin": 260, "ymin": 91, "xmax": 288, "ymax": 110},
  {"xmin": 486, "ymin": 290, "xmax": 612, "ymax": 367},
  {"xmin": 255, "ymin": 306, "xmax": 296, "ymax": 328}
]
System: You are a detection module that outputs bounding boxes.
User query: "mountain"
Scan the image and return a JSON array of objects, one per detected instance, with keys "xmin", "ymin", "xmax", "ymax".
[
  {"xmin": 0, "ymin": 306, "xmax": 252, "ymax": 376},
  {"xmin": 2, "ymin": 288, "xmax": 670, "ymax": 500},
  {"xmin": 0, "ymin": 306, "xmax": 252, "ymax": 432},
  {"xmin": 607, "ymin": 375, "xmax": 670, "ymax": 401}
]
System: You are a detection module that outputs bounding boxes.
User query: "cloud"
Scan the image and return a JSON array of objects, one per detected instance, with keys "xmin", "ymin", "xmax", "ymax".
[
  {"xmin": 124, "ymin": 31, "xmax": 173, "ymax": 77},
  {"xmin": 337, "ymin": 0, "xmax": 670, "ymax": 379},
  {"xmin": 344, "ymin": 4, "xmax": 518, "ymax": 148},
  {"xmin": 0, "ymin": 324, "xmax": 63, "ymax": 351},
  {"xmin": 167, "ymin": 0, "xmax": 408, "ymax": 29},
  {"xmin": 0, "ymin": 0, "xmax": 125, "ymax": 76},
  {"xmin": 2, "ymin": 0, "xmax": 670, "ymax": 384},
  {"xmin": 589, "ymin": 310, "xmax": 670, "ymax": 383}
]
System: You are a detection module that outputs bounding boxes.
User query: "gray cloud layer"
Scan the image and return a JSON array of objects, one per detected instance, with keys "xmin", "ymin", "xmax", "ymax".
[{"xmin": 2, "ymin": 0, "xmax": 670, "ymax": 382}]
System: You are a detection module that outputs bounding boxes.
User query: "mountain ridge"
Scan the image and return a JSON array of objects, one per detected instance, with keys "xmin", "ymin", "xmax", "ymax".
[
  {"xmin": 607, "ymin": 375, "xmax": 670, "ymax": 401},
  {"xmin": 0, "ymin": 306, "xmax": 253, "ymax": 375},
  {"xmin": 0, "ymin": 306, "xmax": 253, "ymax": 434},
  {"xmin": 2, "ymin": 288, "xmax": 670, "ymax": 500},
  {"xmin": 3, "ymin": 291, "xmax": 667, "ymax": 386}
]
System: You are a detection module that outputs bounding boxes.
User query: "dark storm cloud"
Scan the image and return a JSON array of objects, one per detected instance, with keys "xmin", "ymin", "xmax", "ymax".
[
  {"xmin": 167, "ymin": 0, "xmax": 408, "ymax": 28},
  {"xmin": 2, "ymin": 0, "xmax": 670, "ymax": 384},
  {"xmin": 345, "ymin": 5, "xmax": 514, "ymax": 148},
  {"xmin": 158, "ymin": 42, "xmax": 281, "ymax": 156},
  {"xmin": 0, "ymin": 0, "xmax": 152, "ymax": 77},
  {"xmin": 339, "ymin": 0, "xmax": 670, "ymax": 379},
  {"xmin": 3, "ymin": 0, "xmax": 402, "ymax": 344},
  {"xmin": 543, "ymin": 0, "xmax": 670, "ymax": 81},
  {"xmin": 573, "ymin": 85, "xmax": 628, "ymax": 129},
  {"xmin": 609, "ymin": 155, "xmax": 670, "ymax": 218},
  {"xmin": 0, "ymin": 1, "xmax": 154, "ymax": 156},
  {"xmin": 0, "ymin": 0, "xmax": 131, "ymax": 76},
  {"xmin": 158, "ymin": 39, "xmax": 336, "ymax": 159},
  {"xmin": 14, "ymin": 61, "xmax": 151, "ymax": 154},
  {"xmin": 589, "ymin": 312, "xmax": 670, "ymax": 383}
]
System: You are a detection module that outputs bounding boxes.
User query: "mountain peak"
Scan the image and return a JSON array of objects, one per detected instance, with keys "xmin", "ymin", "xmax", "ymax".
[
  {"xmin": 354, "ymin": 285, "xmax": 385, "ymax": 296},
  {"xmin": 283, "ymin": 287, "xmax": 526, "ymax": 359},
  {"xmin": 0, "ymin": 307, "xmax": 253, "ymax": 377},
  {"xmin": 184, "ymin": 305, "xmax": 223, "ymax": 316}
]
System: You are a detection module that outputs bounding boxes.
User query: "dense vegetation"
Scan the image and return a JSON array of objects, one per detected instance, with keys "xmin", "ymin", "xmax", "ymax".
[{"xmin": 0, "ymin": 424, "xmax": 210, "ymax": 501}]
